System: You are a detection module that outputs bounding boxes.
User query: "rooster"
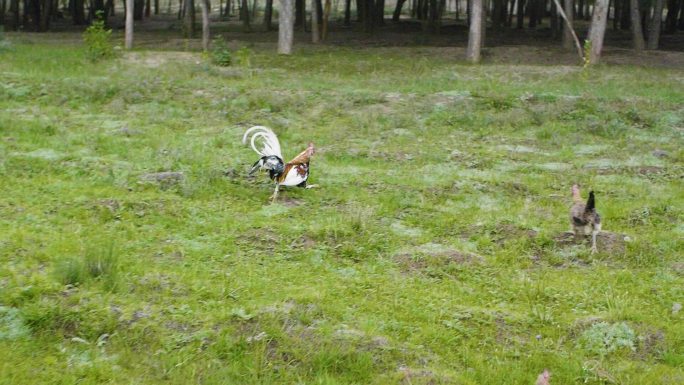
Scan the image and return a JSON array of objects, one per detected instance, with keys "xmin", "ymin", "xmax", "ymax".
[
  {"xmin": 242, "ymin": 126, "xmax": 315, "ymax": 203},
  {"xmin": 570, "ymin": 184, "xmax": 602, "ymax": 254}
]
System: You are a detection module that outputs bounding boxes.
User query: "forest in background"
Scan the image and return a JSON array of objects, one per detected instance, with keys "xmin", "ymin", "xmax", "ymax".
[{"xmin": 2, "ymin": 0, "xmax": 683, "ymax": 54}]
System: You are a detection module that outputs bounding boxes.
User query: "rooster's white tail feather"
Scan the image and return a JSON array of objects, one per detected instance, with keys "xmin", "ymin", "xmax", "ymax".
[{"xmin": 242, "ymin": 126, "xmax": 283, "ymax": 159}]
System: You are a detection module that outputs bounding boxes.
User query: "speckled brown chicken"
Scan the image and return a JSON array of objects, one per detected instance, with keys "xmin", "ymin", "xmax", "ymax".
[{"xmin": 570, "ymin": 184, "xmax": 602, "ymax": 254}]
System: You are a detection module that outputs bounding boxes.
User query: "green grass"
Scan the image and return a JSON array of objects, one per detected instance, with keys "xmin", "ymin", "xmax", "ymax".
[{"xmin": 1, "ymin": 42, "xmax": 683, "ymax": 384}]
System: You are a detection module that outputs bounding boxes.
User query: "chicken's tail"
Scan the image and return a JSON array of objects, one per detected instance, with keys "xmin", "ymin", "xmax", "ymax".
[
  {"xmin": 586, "ymin": 191, "xmax": 596, "ymax": 213},
  {"xmin": 242, "ymin": 126, "xmax": 283, "ymax": 159}
]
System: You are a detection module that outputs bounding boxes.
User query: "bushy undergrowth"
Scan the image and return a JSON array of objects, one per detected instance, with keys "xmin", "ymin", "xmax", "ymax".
[{"xmin": 83, "ymin": 13, "xmax": 115, "ymax": 62}]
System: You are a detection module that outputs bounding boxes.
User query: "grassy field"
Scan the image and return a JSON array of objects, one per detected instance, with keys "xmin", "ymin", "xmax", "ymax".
[{"xmin": 1, "ymin": 40, "xmax": 683, "ymax": 384}]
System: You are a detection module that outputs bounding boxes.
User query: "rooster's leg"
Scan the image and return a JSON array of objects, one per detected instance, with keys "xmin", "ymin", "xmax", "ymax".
[
  {"xmin": 590, "ymin": 231, "xmax": 598, "ymax": 254},
  {"xmin": 590, "ymin": 224, "xmax": 601, "ymax": 254},
  {"xmin": 270, "ymin": 184, "xmax": 280, "ymax": 203},
  {"xmin": 305, "ymin": 184, "xmax": 318, "ymax": 189}
]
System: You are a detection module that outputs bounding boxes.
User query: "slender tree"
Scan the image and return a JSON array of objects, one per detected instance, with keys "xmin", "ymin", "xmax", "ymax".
[
  {"xmin": 587, "ymin": 0, "xmax": 609, "ymax": 64},
  {"xmin": 630, "ymin": 0, "xmax": 644, "ymax": 50},
  {"xmin": 516, "ymin": 0, "xmax": 525, "ymax": 28},
  {"xmin": 322, "ymin": 0, "xmax": 331, "ymax": 39},
  {"xmin": 312, "ymin": 0, "xmax": 320, "ymax": 42},
  {"xmin": 664, "ymin": 0, "xmax": 680, "ymax": 32},
  {"xmin": 466, "ymin": 0, "xmax": 483, "ymax": 63},
  {"xmin": 393, "ymin": 0, "xmax": 406, "ymax": 20},
  {"xmin": 295, "ymin": 0, "xmax": 304, "ymax": 28},
  {"xmin": 200, "ymin": 0, "xmax": 210, "ymax": 50},
  {"xmin": 264, "ymin": 0, "xmax": 273, "ymax": 29},
  {"xmin": 185, "ymin": 0, "xmax": 197, "ymax": 35},
  {"xmin": 241, "ymin": 0, "xmax": 250, "ymax": 28},
  {"xmin": 646, "ymin": 0, "xmax": 664, "ymax": 49},
  {"xmin": 125, "ymin": 0, "xmax": 133, "ymax": 48},
  {"xmin": 278, "ymin": 0, "xmax": 295, "ymax": 54},
  {"xmin": 344, "ymin": 0, "xmax": 351, "ymax": 24},
  {"xmin": 562, "ymin": 0, "xmax": 574, "ymax": 50}
]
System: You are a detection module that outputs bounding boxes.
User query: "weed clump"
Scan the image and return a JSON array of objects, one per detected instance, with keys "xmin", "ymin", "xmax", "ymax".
[
  {"xmin": 0, "ymin": 306, "xmax": 30, "ymax": 340},
  {"xmin": 54, "ymin": 243, "xmax": 119, "ymax": 290},
  {"xmin": 578, "ymin": 322, "xmax": 636, "ymax": 357}
]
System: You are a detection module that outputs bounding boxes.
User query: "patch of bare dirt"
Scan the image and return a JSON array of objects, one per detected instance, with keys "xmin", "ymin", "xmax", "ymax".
[
  {"xmin": 553, "ymin": 231, "xmax": 630, "ymax": 255},
  {"xmin": 634, "ymin": 329, "xmax": 666, "ymax": 361},
  {"xmin": 124, "ymin": 51, "xmax": 199, "ymax": 68},
  {"xmin": 672, "ymin": 262, "xmax": 684, "ymax": 276},
  {"xmin": 290, "ymin": 235, "xmax": 316, "ymax": 249},
  {"xmin": 398, "ymin": 366, "xmax": 440, "ymax": 385},
  {"xmin": 394, "ymin": 244, "xmax": 484, "ymax": 274},
  {"xmin": 279, "ymin": 197, "xmax": 305, "ymax": 207}
]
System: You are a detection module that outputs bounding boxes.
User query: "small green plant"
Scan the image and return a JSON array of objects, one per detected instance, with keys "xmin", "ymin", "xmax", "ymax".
[
  {"xmin": 54, "ymin": 257, "xmax": 87, "ymax": 285},
  {"xmin": 235, "ymin": 47, "xmax": 253, "ymax": 68},
  {"xmin": 83, "ymin": 11, "xmax": 114, "ymax": 62},
  {"xmin": 578, "ymin": 322, "xmax": 636, "ymax": 357},
  {"xmin": 210, "ymin": 37, "xmax": 232, "ymax": 67}
]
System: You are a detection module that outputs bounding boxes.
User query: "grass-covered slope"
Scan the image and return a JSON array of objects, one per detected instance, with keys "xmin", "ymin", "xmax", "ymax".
[{"xmin": 1, "ymin": 44, "xmax": 683, "ymax": 384}]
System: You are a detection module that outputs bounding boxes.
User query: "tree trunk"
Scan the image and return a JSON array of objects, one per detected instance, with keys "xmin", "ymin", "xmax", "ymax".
[
  {"xmin": 583, "ymin": 0, "xmax": 589, "ymax": 20},
  {"xmin": 612, "ymin": 0, "xmax": 619, "ymax": 29},
  {"xmin": 311, "ymin": 0, "xmax": 320, "ymax": 42},
  {"xmin": 144, "ymin": 0, "xmax": 150, "ymax": 16},
  {"xmin": 39, "ymin": 0, "xmax": 51, "ymax": 31},
  {"xmin": 344, "ymin": 0, "xmax": 350, "ymax": 24},
  {"xmin": 71, "ymin": 0, "xmax": 86, "ymax": 24},
  {"xmin": 105, "ymin": 0, "xmax": 114, "ymax": 16},
  {"xmin": 491, "ymin": 0, "xmax": 501, "ymax": 30},
  {"xmin": 646, "ymin": 0, "xmax": 663, "ymax": 49},
  {"xmin": 252, "ymin": 0, "xmax": 257, "ymax": 18},
  {"xmin": 263, "ymin": 0, "xmax": 272, "ymax": 28},
  {"xmin": 376, "ymin": 0, "xmax": 384, "ymax": 24},
  {"xmin": 587, "ymin": 0, "xmax": 609, "ymax": 64},
  {"xmin": 154, "ymin": 0, "xmax": 158, "ymax": 14},
  {"xmin": 125, "ymin": 0, "xmax": 133, "ymax": 48},
  {"xmin": 528, "ymin": 0, "xmax": 537, "ymax": 27},
  {"xmin": 392, "ymin": 0, "xmax": 405, "ymax": 20},
  {"xmin": 322, "ymin": 0, "xmax": 330, "ymax": 38},
  {"xmin": 550, "ymin": 0, "xmax": 559, "ymax": 38},
  {"xmin": 134, "ymin": 0, "xmax": 143, "ymax": 19},
  {"xmin": 577, "ymin": 0, "xmax": 583, "ymax": 18},
  {"xmin": 664, "ymin": 0, "xmax": 679, "ymax": 32},
  {"xmin": 516, "ymin": 0, "xmax": 525, "ymax": 28},
  {"xmin": 240, "ymin": 0, "xmax": 250, "ymax": 28},
  {"xmin": 629, "ymin": 0, "xmax": 644, "ymax": 50},
  {"xmin": 200, "ymin": 0, "xmax": 210, "ymax": 50},
  {"xmin": 562, "ymin": 0, "xmax": 574, "ymax": 49},
  {"xmin": 362, "ymin": 0, "xmax": 375, "ymax": 32},
  {"xmin": 0, "ymin": 0, "xmax": 5, "ymax": 28},
  {"xmin": 620, "ymin": 0, "xmax": 630, "ymax": 29},
  {"xmin": 184, "ymin": 0, "xmax": 196, "ymax": 36},
  {"xmin": 295, "ymin": 0, "xmax": 304, "ymax": 27},
  {"xmin": 466, "ymin": 0, "xmax": 483, "ymax": 63},
  {"xmin": 278, "ymin": 0, "xmax": 294, "ymax": 53}
]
